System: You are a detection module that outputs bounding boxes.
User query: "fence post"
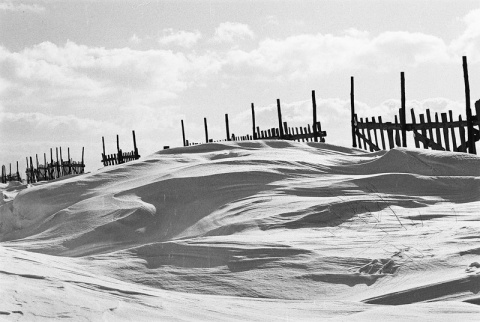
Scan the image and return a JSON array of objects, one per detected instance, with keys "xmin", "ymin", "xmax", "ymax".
[
  {"xmin": 251, "ymin": 103, "xmax": 256, "ymax": 140},
  {"xmin": 400, "ymin": 72, "xmax": 407, "ymax": 147},
  {"xmin": 181, "ymin": 120, "xmax": 186, "ymax": 146},
  {"xmin": 225, "ymin": 114, "xmax": 230, "ymax": 141},
  {"xmin": 277, "ymin": 99, "xmax": 284, "ymax": 139},
  {"xmin": 312, "ymin": 90, "xmax": 318, "ymax": 142},
  {"xmin": 204, "ymin": 117, "xmax": 209, "ymax": 143},
  {"xmin": 102, "ymin": 136, "xmax": 106, "ymax": 166},
  {"xmin": 350, "ymin": 77, "xmax": 356, "ymax": 148},
  {"xmin": 132, "ymin": 130, "xmax": 138, "ymax": 159},
  {"xmin": 29, "ymin": 156, "xmax": 35, "ymax": 183},
  {"xmin": 463, "ymin": 56, "xmax": 476, "ymax": 154}
]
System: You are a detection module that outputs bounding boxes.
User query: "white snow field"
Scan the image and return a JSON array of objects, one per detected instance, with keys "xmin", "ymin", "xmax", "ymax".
[{"xmin": 1, "ymin": 140, "xmax": 480, "ymax": 321}]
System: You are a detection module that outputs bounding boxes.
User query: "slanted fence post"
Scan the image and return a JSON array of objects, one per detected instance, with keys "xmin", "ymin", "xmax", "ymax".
[
  {"xmin": 312, "ymin": 90, "xmax": 318, "ymax": 142},
  {"xmin": 225, "ymin": 114, "xmax": 230, "ymax": 141},
  {"xmin": 463, "ymin": 56, "xmax": 476, "ymax": 154},
  {"xmin": 132, "ymin": 130, "xmax": 139, "ymax": 159},
  {"xmin": 102, "ymin": 137, "xmax": 106, "ymax": 166},
  {"xmin": 400, "ymin": 72, "xmax": 407, "ymax": 147},
  {"xmin": 351, "ymin": 77, "xmax": 357, "ymax": 148},
  {"xmin": 204, "ymin": 117, "xmax": 209, "ymax": 143},
  {"xmin": 181, "ymin": 120, "xmax": 186, "ymax": 146},
  {"xmin": 277, "ymin": 99, "xmax": 284, "ymax": 139}
]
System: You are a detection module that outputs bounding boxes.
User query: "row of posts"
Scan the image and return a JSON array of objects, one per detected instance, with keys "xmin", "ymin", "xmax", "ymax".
[{"xmin": 181, "ymin": 90, "xmax": 322, "ymax": 146}]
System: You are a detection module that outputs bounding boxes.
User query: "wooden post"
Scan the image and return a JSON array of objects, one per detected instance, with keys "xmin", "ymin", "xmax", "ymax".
[
  {"xmin": 222, "ymin": 114, "xmax": 229, "ymax": 141},
  {"xmin": 67, "ymin": 147, "xmax": 71, "ymax": 174},
  {"xmin": 441, "ymin": 113, "xmax": 450, "ymax": 151},
  {"xmin": 434, "ymin": 113, "xmax": 443, "ymax": 149},
  {"xmin": 426, "ymin": 109, "xmax": 434, "ymax": 141},
  {"xmin": 360, "ymin": 118, "xmax": 367, "ymax": 148},
  {"xmin": 378, "ymin": 116, "xmax": 386, "ymax": 150},
  {"xmin": 60, "ymin": 147, "xmax": 64, "ymax": 176},
  {"xmin": 400, "ymin": 72, "xmax": 407, "ymax": 147},
  {"xmin": 459, "ymin": 115, "xmax": 467, "ymax": 152},
  {"xmin": 251, "ymin": 103, "xmax": 256, "ymax": 140},
  {"xmin": 449, "ymin": 111, "xmax": 458, "ymax": 152},
  {"xmin": 350, "ymin": 77, "xmax": 356, "ymax": 147},
  {"xmin": 419, "ymin": 114, "xmax": 428, "ymax": 149},
  {"xmin": 312, "ymin": 90, "xmax": 318, "ymax": 142},
  {"xmin": 102, "ymin": 136, "xmax": 106, "ymax": 165},
  {"xmin": 16, "ymin": 161, "xmax": 19, "ymax": 182},
  {"xmin": 29, "ymin": 156, "xmax": 35, "ymax": 183},
  {"xmin": 50, "ymin": 148, "xmax": 54, "ymax": 179},
  {"xmin": 277, "ymin": 99, "xmax": 284, "ymax": 139},
  {"xmin": 56, "ymin": 148, "xmax": 60, "ymax": 178},
  {"xmin": 132, "ymin": 130, "xmax": 138, "ymax": 159},
  {"xmin": 463, "ymin": 56, "xmax": 476, "ymax": 154},
  {"xmin": 410, "ymin": 109, "xmax": 420, "ymax": 148},
  {"xmin": 371, "ymin": 118, "xmax": 379, "ymax": 149},
  {"xmin": 355, "ymin": 115, "xmax": 363, "ymax": 149},
  {"xmin": 366, "ymin": 118, "xmax": 373, "ymax": 152},
  {"xmin": 82, "ymin": 147, "xmax": 85, "ymax": 171},
  {"xmin": 26, "ymin": 157, "xmax": 29, "ymax": 183},
  {"xmin": 394, "ymin": 115, "xmax": 401, "ymax": 147},
  {"xmin": 203, "ymin": 117, "xmax": 208, "ymax": 143},
  {"xmin": 181, "ymin": 120, "xmax": 186, "ymax": 146}
]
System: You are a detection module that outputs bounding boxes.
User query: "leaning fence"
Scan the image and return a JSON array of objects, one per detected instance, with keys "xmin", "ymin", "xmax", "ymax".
[{"xmin": 351, "ymin": 56, "xmax": 479, "ymax": 154}]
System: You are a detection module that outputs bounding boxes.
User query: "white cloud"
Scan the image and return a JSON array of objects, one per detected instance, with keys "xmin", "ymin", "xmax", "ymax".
[
  {"xmin": 212, "ymin": 22, "xmax": 255, "ymax": 43},
  {"xmin": 219, "ymin": 28, "xmax": 454, "ymax": 81},
  {"xmin": 450, "ymin": 8, "xmax": 480, "ymax": 62},
  {"xmin": 0, "ymin": 1, "xmax": 45, "ymax": 13},
  {"xmin": 159, "ymin": 29, "xmax": 202, "ymax": 48}
]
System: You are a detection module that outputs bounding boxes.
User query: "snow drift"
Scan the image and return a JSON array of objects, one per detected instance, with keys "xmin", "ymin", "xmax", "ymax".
[{"xmin": 1, "ymin": 140, "xmax": 480, "ymax": 320}]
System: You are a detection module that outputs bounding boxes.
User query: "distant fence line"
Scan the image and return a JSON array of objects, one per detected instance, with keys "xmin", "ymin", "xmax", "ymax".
[
  {"xmin": 351, "ymin": 56, "xmax": 479, "ymax": 155},
  {"xmin": 181, "ymin": 91, "xmax": 327, "ymax": 146},
  {"xmin": 101, "ymin": 130, "xmax": 140, "ymax": 166},
  {"xmin": 2, "ymin": 147, "xmax": 85, "ymax": 185},
  {"xmin": 25, "ymin": 147, "xmax": 85, "ymax": 184}
]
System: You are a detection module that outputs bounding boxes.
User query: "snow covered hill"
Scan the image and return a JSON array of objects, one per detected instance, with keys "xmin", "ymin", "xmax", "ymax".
[{"xmin": 1, "ymin": 141, "xmax": 480, "ymax": 321}]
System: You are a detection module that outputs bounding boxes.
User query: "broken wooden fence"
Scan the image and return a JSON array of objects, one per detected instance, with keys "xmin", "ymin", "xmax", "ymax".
[
  {"xmin": 26, "ymin": 147, "xmax": 85, "ymax": 184},
  {"xmin": 101, "ymin": 130, "xmax": 140, "ymax": 166},
  {"xmin": 1, "ymin": 162, "xmax": 21, "ymax": 184},
  {"xmin": 351, "ymin": 56, "xmax": 479, "ymax": 154},
  {"xmin": 181, "ymin": 91, "xmax": 327, "ymax": 146}
]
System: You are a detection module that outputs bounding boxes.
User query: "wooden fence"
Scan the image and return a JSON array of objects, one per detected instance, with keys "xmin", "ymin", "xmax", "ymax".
[
  {"xmin": 101, "ymin": 130, "xmax": 140, "ymax": 166},
  {"xmin": 1, "ymin": 162, "xmax": 21, "ymax": 184},
  {"xmin": 351, "ymin": 56, "xmax": 479, "ymax": 154},
  {"xmin": 25, "ymin": 147, "xmax": 85, "ymax": 184},
  {"xmin": 181, "ymin": 91, "xmax": 327, "ymax": 146}
]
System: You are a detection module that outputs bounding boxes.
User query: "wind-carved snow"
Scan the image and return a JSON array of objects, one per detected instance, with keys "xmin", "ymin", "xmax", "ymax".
[{"xmin": 1, "ymin": 141, "xmax": 480, "ymax": 320}]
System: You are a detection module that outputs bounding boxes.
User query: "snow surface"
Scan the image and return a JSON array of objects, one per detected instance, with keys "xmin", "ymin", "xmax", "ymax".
[{"xmin": 1, "ymin": 140, "xmax": 480, "ymax": 321}]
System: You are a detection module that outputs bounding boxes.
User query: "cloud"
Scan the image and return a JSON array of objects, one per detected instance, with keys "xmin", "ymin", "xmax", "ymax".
[
  {"xmin": 450, "ymin": 8, "xmax": 480, "ymax": 62},
  {"xmin": 221, "ymin": 29, "xmax": 452, "ymax": 80},
  {"xmin": 159, "ymin": 29, "xmax": 202, "ymax": 48},
  {"xmin": 212, "ymin": 22, "xmax": 255, "ymax": 43},
  {"xmin": 0, "ymin": 1, "xmax": 45, "ymax": 13}
]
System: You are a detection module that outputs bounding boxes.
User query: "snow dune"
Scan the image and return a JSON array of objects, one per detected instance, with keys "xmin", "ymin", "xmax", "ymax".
[{"xmin": 1, "ymin": 140, "xmax": 480, "ymax": 320}]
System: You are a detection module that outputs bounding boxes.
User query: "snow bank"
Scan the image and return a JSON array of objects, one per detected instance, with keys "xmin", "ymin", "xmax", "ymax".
[{"xmin": 1, "ymin": 140, "xmax": 480, "ymax": 320}]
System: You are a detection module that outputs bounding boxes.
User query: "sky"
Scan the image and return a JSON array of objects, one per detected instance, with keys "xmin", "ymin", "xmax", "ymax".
[{"xmin": 1, "ymin": 0, "xmax": 480, "ymax": 172}]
